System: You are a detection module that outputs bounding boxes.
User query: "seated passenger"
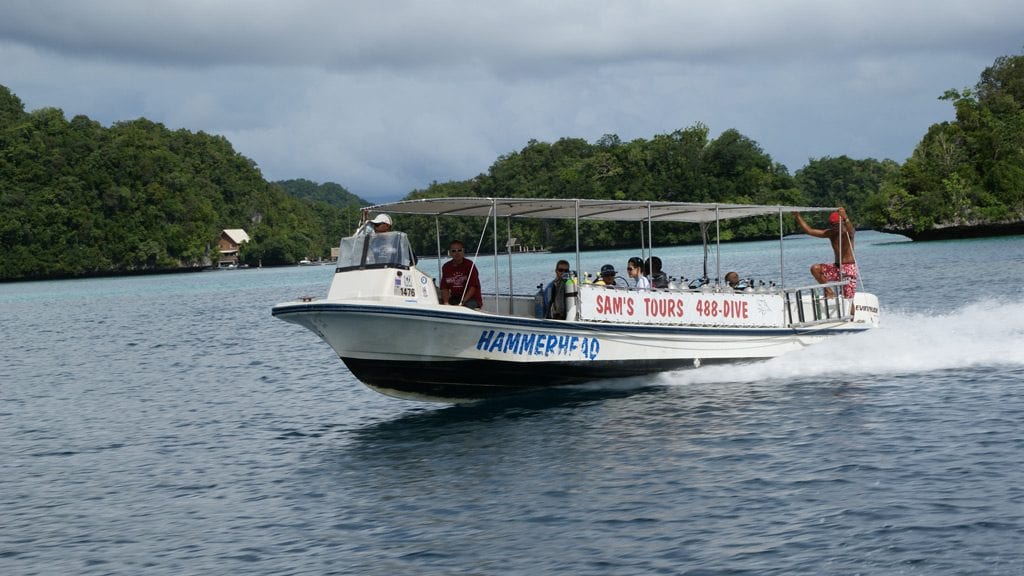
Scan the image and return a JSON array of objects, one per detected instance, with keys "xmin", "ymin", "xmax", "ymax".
[
  {"xmin": 440, "ymin": 240, "xmax": 482, "ymax": 309},
  {"xmin": 725, "ymin": 271, "xmax": 740, "ymax": 288},
  {"xmin": 543, "ymin": 260, "xmax": 572, "ymax": 319},
  {"xmin": 627, "ymin": 257, "xmax": 651, "ymax": 290},
  {"xmin": 594, "ymin": 264, "xmax": 625, "ymax": 288},
  {"xmin": 645, "ymin": 256, "xmax": 669, "ymax": 289}
]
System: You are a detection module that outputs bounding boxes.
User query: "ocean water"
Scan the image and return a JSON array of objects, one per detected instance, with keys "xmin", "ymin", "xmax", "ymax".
[{"xmin": 2, "ymin": 232, "xmax": 1024, "ymax": 575}]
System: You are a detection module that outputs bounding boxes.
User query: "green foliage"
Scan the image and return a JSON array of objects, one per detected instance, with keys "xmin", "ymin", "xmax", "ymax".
[
  {"xmin": 0, "ymin": 85, "xmax": 343, "ymax": 279},
  {"xmin": 797, "ymin": 155, "xmax": 901, "ymax": 230},
  {"xmin": 873, "ymin": 52, "xmax": 1024, "ymax": 236},
  {"xmin": 6, "ymin": 52, "xmax": 1022, "ymax": 280},
  {"xmin": 274, "ymin": 178, "xmax": 366, "ymax": 208},
  {"xmin": 270, "ymin": 179, "xmax": 364, "ymax": 258},
  {"xmin": 397, "ymin": 124, "xmax": 803, "ymax": 255}
]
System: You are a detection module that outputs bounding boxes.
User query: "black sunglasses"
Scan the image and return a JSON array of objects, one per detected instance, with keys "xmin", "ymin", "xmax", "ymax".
[
  {"xmin": 556, "ymin": 268, "xmax": 569, "ymax": 273},
  {"xmin": 449, "ymin": 248, "xmax": 464, "ymax": 252}
]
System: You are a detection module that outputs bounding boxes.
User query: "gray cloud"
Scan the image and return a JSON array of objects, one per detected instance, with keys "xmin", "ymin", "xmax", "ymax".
[{"xmin": 2, "ymin": 1, "xmax": 1022, "ymax": 201}]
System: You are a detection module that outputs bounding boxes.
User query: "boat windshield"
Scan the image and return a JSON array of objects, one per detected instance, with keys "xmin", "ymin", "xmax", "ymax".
[{"xmin": 337, "ymin": 231, "xmax": 416, "ymax": 270}]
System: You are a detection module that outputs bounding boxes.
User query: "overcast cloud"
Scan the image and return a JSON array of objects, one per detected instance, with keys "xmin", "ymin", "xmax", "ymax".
[{"xmin": 1, "ymin": 0, "xmax": 1021, "ymax": 201}]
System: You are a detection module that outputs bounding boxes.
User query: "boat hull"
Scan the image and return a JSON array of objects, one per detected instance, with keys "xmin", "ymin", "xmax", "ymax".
[
  {"xmin": 342, "ymin": 356, "xmax": 744, "ymax": 401},
  {"xmin": 272, "ymin": 300, "xmax": 868, "ymax": 401}
]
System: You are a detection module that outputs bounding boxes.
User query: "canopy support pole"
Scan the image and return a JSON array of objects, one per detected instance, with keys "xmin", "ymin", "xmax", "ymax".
[
  {"xmin": 506, "ymin": 215, "xmax": 513, "ymax": 305},
  {"xmin": 778, "ymin": 207, "xmax": 785, "ymax": 289},
  {"xmin": 435, "ymin": 216, "xmax": 442, "ymax": 281},
  {"xmin": 492, "ymin": 199, "xmax": 499, "ymax": 313},
  {"xmin": 714, "ymin": 205, "xmax": 721, "ymax": 284},
  {"xmin": 574, "ymin": 199, "xmax": 581, "ymax": 279}
]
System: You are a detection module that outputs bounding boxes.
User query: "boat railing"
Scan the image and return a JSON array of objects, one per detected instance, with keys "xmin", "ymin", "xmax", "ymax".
[
  {"xmin": 782, "ymin": 281, "xmax": 851, "ymax": 326},
  {"xmin": 490, "ymin": 294, "xmax": 538, "ymax": 318},
  {"xmin": 486, "ymin": 279, "xmax": 854, "ymax": 327}
]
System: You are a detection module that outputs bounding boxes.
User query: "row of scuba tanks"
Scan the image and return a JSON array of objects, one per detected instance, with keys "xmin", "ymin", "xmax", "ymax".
[
  {"xmin": 532, "ymin": 272, "xmax": 778, "ymax": 320},
  {"xmin": 533, "ymin": 273, "xmax": 580, "ymax": 320}
]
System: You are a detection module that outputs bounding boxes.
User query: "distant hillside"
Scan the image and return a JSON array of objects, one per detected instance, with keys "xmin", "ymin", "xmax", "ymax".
[
  {"xmin": 3, "ymin": 51, "xmax": 1021, "ymax": 282},
  {"xmin": 274, "ymin": 178, "xmax": 367, "ymax": 209},
  {"xmin": 0, "ymin": 85, "xmax": 351, "ymax": 280},
  {"xmin": 866, "ymin": 52, "xmax": 1024, "ymax": 238}
]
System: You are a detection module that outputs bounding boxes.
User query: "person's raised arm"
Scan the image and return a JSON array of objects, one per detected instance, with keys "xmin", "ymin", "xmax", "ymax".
[
  {"xmin": 837, "ymin": 207, "xmax": 854, "ymax": 236},
  {"xmin": 794, "ymin": 212, "xmax": 826, "ymax": 238}
]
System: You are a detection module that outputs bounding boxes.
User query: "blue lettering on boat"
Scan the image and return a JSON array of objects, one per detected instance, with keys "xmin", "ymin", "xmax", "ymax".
[
  {"xmin": 506, "ymin": 332, "xmax": 521, "ymax": 353},
  {"xmin": 476, "ymin": 330, "xmax": 599, "ymax": 360},
  {"xmin": 521, "ymin": 333, "xmax": 536, "ymax": 353},
  {"xmin": 488, "ymin": 331, "xmax": 505, "ymax": 353}
]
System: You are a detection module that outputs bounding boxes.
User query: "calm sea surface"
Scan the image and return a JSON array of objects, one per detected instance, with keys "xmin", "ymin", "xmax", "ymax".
[{"xmin": 2, "ymin": 232, "xmax": 1024, "ymax": 575}]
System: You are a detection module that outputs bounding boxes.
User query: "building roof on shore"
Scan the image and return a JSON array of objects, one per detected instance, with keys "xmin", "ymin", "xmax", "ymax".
[{"xmin": 222, "ymin": 229, "xmax": 250, "ymax": 244}]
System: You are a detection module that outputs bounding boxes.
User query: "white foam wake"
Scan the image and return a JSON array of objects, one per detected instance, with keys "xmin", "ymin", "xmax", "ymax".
[{"xmin": 658, "ymin": 297, "xmax": 1024, "ymax": 386}]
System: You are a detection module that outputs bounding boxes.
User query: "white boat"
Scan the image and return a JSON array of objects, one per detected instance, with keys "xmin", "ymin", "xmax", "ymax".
[{"xmin": 272, "ymin": 198, "xmax": 880, "ymax": 402}]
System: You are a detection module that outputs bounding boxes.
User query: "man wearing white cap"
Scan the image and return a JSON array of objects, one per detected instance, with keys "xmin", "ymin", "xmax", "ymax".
[{"xmin": 369, "ymin": 214, "xmax": 392, "ymax": 233}]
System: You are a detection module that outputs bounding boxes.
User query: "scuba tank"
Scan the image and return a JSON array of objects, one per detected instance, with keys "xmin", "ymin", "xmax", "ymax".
[
  {"xmin": 534, "ymin": 283, "xmax": 545, "ymax": 319},
  {"xmin": 548, "ymin": 275, "xmax": 568, "ymax": 320},
  {"xmin": 564, "ymin": 274, "xmax": 578, "ymax": 320}
]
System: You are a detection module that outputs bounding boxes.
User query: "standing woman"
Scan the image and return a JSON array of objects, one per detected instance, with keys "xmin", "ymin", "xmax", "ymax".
[{"xmin": 627, "ymin": 257, "xmax": 651, "ymax": 290}]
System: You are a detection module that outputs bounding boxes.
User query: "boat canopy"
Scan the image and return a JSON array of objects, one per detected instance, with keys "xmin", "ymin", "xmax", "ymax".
[{"xmin": 364, "ymin": 197, "xmax": 835, "ymax": 224}]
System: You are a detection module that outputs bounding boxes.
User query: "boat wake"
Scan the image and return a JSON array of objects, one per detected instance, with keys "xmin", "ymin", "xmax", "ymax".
[{"xmin": 657, "ymin": 296, "xmax": 1024, "ymax": 387}]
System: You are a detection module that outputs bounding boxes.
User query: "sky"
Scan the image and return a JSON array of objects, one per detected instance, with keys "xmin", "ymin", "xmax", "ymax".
[{"xmin": 1, "ymin": 1, "xmax": 1022, "ymax": 203}]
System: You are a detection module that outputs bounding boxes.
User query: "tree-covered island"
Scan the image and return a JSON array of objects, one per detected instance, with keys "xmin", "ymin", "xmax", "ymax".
[{"xmin": 1, "ymin": 53, "xmax": 1021, "ymax": 281}]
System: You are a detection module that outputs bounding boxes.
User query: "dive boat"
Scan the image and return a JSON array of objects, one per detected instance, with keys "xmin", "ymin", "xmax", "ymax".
[{"xmin": 271, "ymin": 198, "xmax": 880, "ymax": 402}]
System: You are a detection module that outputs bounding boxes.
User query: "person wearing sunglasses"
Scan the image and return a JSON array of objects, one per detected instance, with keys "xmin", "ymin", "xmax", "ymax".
[
  {"xmin": 358, "ymin": 212, "xmax": 393, "ymax": 235},
  {"xmin": 627, "ymin": 256, "xmax": 651, "ymax": 290},
  {"xmin": 594, "ymin": 264, "xmax": 624, "ymax": 288},
  {"xmin": 543, "ymin": 260, "xmax": 572, "ymax": 319},
  {"xmin": 440, "ymin": 240, "xmax": 482, "ymax": 309},
  {"xmin": 369, "ymin": 213, "xmax": 392, "ymax": 233}
]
